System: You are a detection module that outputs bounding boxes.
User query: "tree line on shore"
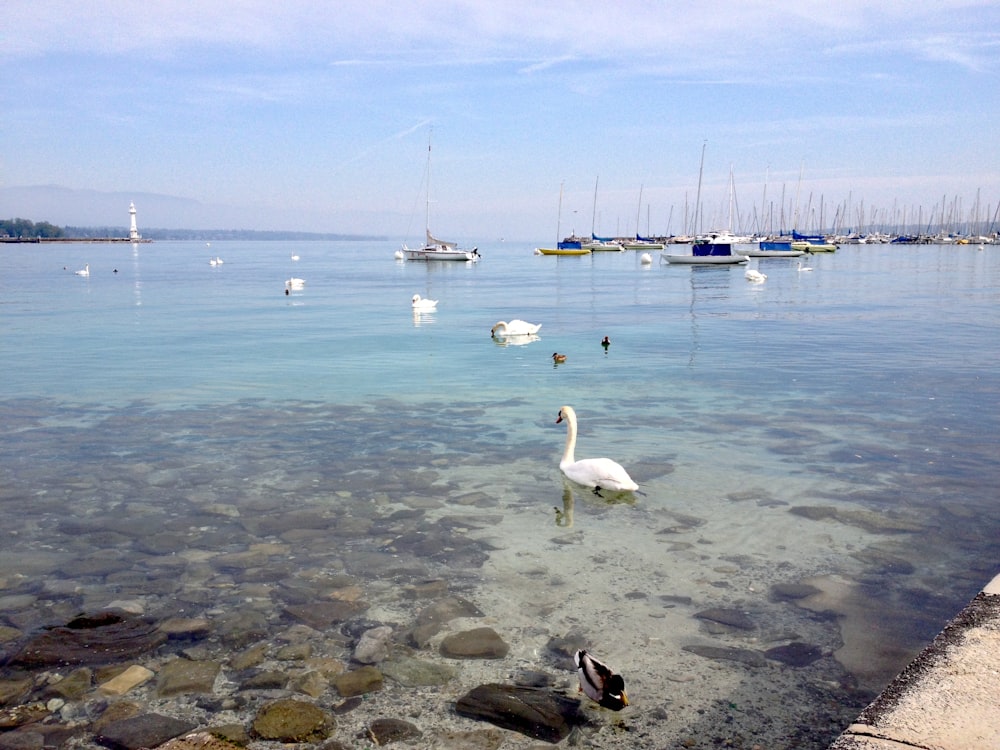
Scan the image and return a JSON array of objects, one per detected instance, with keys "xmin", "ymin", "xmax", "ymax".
[{"xmin": 1, "ymin": 218, "xmax": 382, "ymax": 242}]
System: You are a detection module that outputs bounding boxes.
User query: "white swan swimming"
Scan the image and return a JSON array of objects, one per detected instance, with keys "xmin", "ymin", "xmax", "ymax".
[
  {"xmin": 491, "ymin": 319, "xmax": 541, "ymax": 337},
  {"xmin": 798, "ymin": 259, "xmax": 813, "ymax": 272},
  {"xmin": 75, "ymin": 264, "xmax": 90, "ymax": 277},
  {"xmin": 285, "ymin": 277, "xmax": 305, "ymax": 291},
  {"xmin": 411, "ymin": 294, "xmax": 438, "ymax": 310},
  {"xmin": 745, "ymin": 266, "xmax": 766, "ymax": 282},
  {"xmin": 290, "ymin": 254, "xmax": 300, "ymax": 261},
  {"xmin": 209, "ymin": 256, "xmax": 224, "ymax": 266},
  {"xmin": 640, "ymin": 252, "xmax": 653, "ymax": 265},
  {"xmin": 556, "ymin": 405, "xmax": 638, "ymax": 494},
  {"xmin": 394, "ymin": 249, "xmax": 406, "ymax": 260}
]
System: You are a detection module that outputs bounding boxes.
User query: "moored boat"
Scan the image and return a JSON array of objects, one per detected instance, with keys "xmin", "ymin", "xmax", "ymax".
[
  {"xmin": 791, "ymin": 231, "xmax": 837, "ymax": 253},
  {"xmin": 537, "ymin": 246, "xmax": 592, "ymax": 256},
  {"xmin": 402, "ymin": 132, "xmax": 481, "ymax": 262},
  {"xmin": 742, "ymin": 239, "xmax": 805, "ymax": 257},
  {"xmin": 662, "ymin": 242, "xmax": 748, "ymax": 265},
  {"xmin": 403, "ymin": 231, "xmax": 480, "ymax": 261}
]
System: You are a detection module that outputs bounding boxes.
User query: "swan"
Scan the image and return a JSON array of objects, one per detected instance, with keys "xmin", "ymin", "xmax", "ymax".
[
  {"xmin": 411, "ymin": 294, "xmax": 438, "ymax": 310},
  {"xmin": 745, "ymin": 266, "xmax": 766, "ymax": 282},
  {"xmin": 285, "ymin": 277, "xmax": 305, "ymax": 291},
  {"xmin": 394, "ymin": 249, "xmax": 405, "ymax": 260},
  {"xmin": 640, "ymin": 252, "xmax": 652, "ymax": 265},
  {"xmin": 290, "ymin": 254, "xmax": 300, "ymax": 261},
  {"xmin": 798, "ymin": 259, "xmax": 813, "ymax": 272},
  {"xmin": 491, "ymin": 319, "xmax": 541, "ymax": 337},
  {"xmin": 75, "ymin": 264, "xmax": 90, "ymax": 277},
  {"xmin": 556, "ymin": 405, "xmax": 638, "ymax": 494}
]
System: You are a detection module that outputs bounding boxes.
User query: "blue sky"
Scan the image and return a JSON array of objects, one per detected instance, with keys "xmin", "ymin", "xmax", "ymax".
[{"xmin": 3, "ymin": 1, "xmax": 999, "ymax": 240}]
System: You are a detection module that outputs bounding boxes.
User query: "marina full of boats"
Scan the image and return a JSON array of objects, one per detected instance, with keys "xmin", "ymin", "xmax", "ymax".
[{"xmin": 528, "ymin": 227, "xmax": 997, "ymax": 265}]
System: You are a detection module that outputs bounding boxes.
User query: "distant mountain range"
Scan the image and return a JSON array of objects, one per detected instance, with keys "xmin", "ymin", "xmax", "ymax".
[{"xmin": 0, "ymin": 184, "xmax": 386, "ymax": 240}]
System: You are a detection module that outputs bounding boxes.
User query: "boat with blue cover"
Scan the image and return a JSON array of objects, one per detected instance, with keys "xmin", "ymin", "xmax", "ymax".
[{"xmin": 662, "ymin": 242, "xmax": 748, "ymax": 265}]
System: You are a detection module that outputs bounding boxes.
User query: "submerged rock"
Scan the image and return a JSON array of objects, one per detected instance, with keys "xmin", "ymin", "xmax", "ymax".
[
  {"xmin": 764, "ymin": 641, "xmax": 824, "ymax": 667},
  {"xmin": 96, "ymin": 712, "xmax": 196, "ymax": 750},
  {"xmin": 251, "ymin": 699, "xmax": 335, "ymax": 743},
  {"xmin": 682, "ymin": 644, "xmax": 767, "ymax": 667},
  {"xmin": 694, "ymin": 608, "xmax": 756, "ymax": 631},
  {"xmin": 364, "ymin": 717, "xmax": 422, "ymax": 745},
  {"xmin": 455, "ymin": 684, "xmax": 586, "ymax": 743},
  {"xmin": 7, "ymin": 611, "xmax": 167, "ymax": 667},
  {"xmin": 439, "ymin": 628, "xmax": 509, "ymax": 659}
]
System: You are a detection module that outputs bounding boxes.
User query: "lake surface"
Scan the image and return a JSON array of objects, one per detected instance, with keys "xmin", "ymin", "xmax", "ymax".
[{"xmin": 1, "ymin": 239, "xmax": 999, "ymax": 747}]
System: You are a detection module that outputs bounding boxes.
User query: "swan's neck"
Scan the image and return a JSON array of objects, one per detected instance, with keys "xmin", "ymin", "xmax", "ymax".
[{"xmin": 562, "ymin": 415, "xmax": 577, "ymax": 466}]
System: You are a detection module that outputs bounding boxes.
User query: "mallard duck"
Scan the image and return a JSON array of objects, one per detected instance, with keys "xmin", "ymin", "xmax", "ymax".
[
  {"xmin": 574, "ymin": 650, "xmax": 629, "ymax": 710},
  {"xmin": 552, "ymin": 352, "xmax": 567, "ymax": 363}
]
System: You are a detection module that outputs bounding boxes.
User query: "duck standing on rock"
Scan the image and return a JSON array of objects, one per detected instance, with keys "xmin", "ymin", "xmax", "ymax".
[{"xmin": 574, "ymin": 650, "xmax": 629, "ymax": 710}]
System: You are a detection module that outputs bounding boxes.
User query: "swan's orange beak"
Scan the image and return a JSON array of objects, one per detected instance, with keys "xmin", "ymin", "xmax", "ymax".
[{"xmin": 556, "ymin": 412, "xmax": 564, "ymax": 424}]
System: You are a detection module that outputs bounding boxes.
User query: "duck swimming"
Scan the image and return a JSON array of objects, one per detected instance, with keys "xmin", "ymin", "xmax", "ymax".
[
  {"xmin": 575, "ymin": 650, "xmax": 629, "ymax": 710},
  {"xmin": 552, "ymin": 352, "xmax": 567, "ymax": 363},
  {"xmin": 556, "ymin": 405, "xmax": 638, "ymax": 494}
]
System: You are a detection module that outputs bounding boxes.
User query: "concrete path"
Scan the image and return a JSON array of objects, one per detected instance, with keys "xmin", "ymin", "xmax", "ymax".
[{"xmin": 830, "ymin": 573, "xmax": 1000, "ymax": 749}]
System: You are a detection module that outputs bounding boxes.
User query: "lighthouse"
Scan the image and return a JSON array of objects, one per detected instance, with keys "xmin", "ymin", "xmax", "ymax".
[{"xmin": 129, "ymin": 201, "xmax": 140, "ymax": 241}]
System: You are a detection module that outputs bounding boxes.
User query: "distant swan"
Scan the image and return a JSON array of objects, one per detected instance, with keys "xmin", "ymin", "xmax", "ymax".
[
  {"xmin": 75, "ymin": 264, "xmax": 90, "ymax": 277},
  {"xmin": 285, "ymin": 277, "xmax": 305, "ymax": 291},
  {"xmin": 640, "ymin": 252, "xmax": 652, "ymax": 265},
  {"xmin": 290, "ymin": 254, "xmax": 300, "ymax": 261},
  {"xmin": 798, "ymin": 259, "xmax": 813, "ymax": 272},
  {"xmin": 491, "ymin": 320, "xmax": 541, "ymax": 337},
  {"xmin": 209, "ymin": 257, "xmax": 224, "ymax": 266},
  {"xmin": 556, "ymin": 405, "xmax": 638, "ymax": 494},
  {"xmin": 411, "ymin": 294, "xmax": 438, "ymax": 310},
  {"xmin": 394, "ymin": 249, "xmax": 405, "ymax": 260},
  {"xmin": 745, "ymin": 267, "xmax": 766, "ymax": 282}
]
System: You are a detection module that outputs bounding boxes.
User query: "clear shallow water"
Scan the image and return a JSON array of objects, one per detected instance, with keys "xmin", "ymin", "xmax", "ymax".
[{"xmin": 2, "ymin": 240, "xmax": 1000, "ymax": 747}]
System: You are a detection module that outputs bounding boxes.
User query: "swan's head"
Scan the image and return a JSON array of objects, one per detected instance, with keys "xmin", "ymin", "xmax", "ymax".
[
  {"xmin": 491, "ymin": 321, "xmax": 506, "ymax": 336},
  {"xmin": 556, "ymin": 405, "xmax": 575, "ymax": 424},
  {"xmin": 412, "ymin": 294, "xmax": 421, "ymax": 303}
]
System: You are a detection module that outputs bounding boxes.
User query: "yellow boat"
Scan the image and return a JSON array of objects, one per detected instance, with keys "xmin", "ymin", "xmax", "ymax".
[{"xmin": 537, "ymin": 247, "xmax": 592, "ymax": 256}]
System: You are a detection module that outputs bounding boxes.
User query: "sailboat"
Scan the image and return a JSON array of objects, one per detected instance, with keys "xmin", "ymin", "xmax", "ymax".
[
  {"xmin": 402, "ymin": 133, "xmax": 480, "ymax": 262},
  {"xmin": 537, "ymin": 183, "xmax": 592, "ymax": 255}
]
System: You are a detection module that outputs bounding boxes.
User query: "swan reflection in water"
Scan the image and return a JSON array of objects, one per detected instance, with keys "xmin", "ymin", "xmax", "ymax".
[
  {"xmin": 554, "ymin": 480, "xmax": 636, "ymax": 527},
  {"xmin": 491, "ymin": 333, "xmax": 540, "ymax": 347}
]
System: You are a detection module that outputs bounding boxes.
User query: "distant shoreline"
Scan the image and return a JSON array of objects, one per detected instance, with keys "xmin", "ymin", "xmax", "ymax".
[{"xmin": 1, "ymin": 237, "xmax": 152, "ymax": 244}]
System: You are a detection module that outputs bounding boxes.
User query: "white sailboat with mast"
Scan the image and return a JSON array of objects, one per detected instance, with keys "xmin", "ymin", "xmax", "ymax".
[{"xmin": 402, "ymin": 132, "xmax": 480, "ymax": 262}]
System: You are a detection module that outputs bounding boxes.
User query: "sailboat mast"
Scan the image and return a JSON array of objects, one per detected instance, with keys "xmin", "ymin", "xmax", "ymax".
[
  {"xmin": 424, "ymin": 131, "xmax": 433, "ymax": 235},
  {"xmin": 591, "ymin": 176, "xmax": 599, "ymax": 237},
  {"xmin": 636, "ymin": 183, "xmax": 643, "ymax": 238},
  {"xmin": 694, "ymin": 141, "xmax": 707, "ymax": 236},
  {"xmin": 556, "ymin": 181, "xmax": 564, "ymax": 244}
]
